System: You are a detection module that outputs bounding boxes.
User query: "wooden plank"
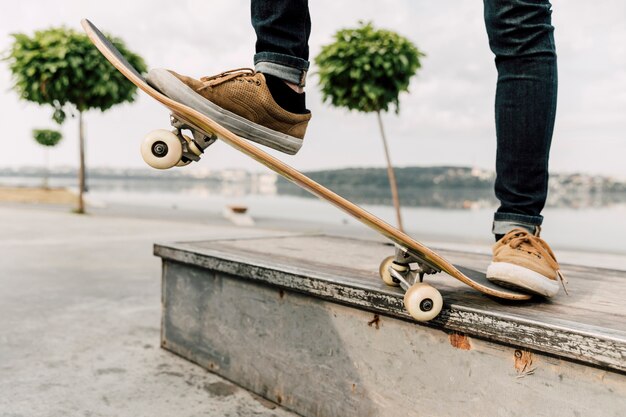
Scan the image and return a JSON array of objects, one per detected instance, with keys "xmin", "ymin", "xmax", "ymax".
[
  {"xmin": 161, "ymin": 260, "xmax": 626, "ymax": 417},
  {"xmin": 155, "ymin": 235, "xmax": 626, "ymax": 372}
]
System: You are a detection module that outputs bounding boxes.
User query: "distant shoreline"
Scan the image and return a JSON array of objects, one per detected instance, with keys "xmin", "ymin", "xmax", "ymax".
[{"xmin": 3, "ymin": 166, "xmax": 626, "ymax": 209}]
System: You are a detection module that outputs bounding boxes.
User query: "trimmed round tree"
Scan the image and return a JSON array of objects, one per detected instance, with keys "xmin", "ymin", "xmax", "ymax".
[
  {"xmin": 316, "ymin": 22, "xmax": 424, "ymax": 231},
  {"xmin": 6, "ymin": 27, "xmax": 147, "ymax": 213},
  {"xmin": 32, "ymin": 128, "xmax": 62, "ymax": 189}
]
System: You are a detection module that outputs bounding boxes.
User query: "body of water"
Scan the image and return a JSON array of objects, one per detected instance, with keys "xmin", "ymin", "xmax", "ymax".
[{"xmin": 3, "ymin": 175, "xmax": 626, "ymax": 255}]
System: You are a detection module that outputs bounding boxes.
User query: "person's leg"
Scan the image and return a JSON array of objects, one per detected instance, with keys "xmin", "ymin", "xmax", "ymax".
[
  {"xmin": 252, "ymin": 0, "xmax": 311, "ymax": 88},
  {"xmin": 146, "ymin": 0, "xmax": 312, "ymax": 155},
  {"xmin": 483, "ymin": 0, "xmax": 558, "ymax": 239},
  {"xmin": 483, "ymin": 0, "xmax": 564, "ymax": 297}
]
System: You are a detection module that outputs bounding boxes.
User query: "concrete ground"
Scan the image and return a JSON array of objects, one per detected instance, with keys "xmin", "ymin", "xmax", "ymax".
[
  {"xmin": 0, "ymin": 204, "xmax": 298, "ymax": 417},
  {"xmin": 1, "ymin": 200, "xmax": 624, "ymax": 417}
]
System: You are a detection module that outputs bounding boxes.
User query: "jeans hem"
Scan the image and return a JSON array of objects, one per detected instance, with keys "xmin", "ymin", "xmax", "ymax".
[
  {"xmin": 254, "ymin": 52, "xmax": 309, "ymax": 87},
  {"xmin": 492, "ymin": 212, "xmax": 543, "ymax": 236},
  {"xmin": 494, "ymin": 212, "xmax": 543, "ymax": 225}
]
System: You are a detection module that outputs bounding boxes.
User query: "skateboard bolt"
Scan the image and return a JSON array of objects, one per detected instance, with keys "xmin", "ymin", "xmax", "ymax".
[
  {"xmin": 151, "ymin": 141, "xmax": 168, "ymax": 158},
  {"xmin": 420, "ymin": 298, "xmax": 434, "ymax": 312}
]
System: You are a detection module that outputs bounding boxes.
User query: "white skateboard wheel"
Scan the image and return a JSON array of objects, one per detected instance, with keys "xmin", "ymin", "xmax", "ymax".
[
  {"xmin": 404, "ymin": 283, "xmax": 443, "ymax": 322},
  {"xmin": 379, "ymin": 256, "xmax": 407, "ymax": 287},
  {"xmin": 141, "ymin": 129, "xmax": 183, "ymax": 169}
]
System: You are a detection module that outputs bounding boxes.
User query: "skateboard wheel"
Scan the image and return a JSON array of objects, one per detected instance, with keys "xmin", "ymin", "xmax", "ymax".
[
  {"xmin": 404, "ymin": 283, "xmax": 443, "ymax": 322},
  {"xmin": 176, "ymin": 158, "xmax": 191, "ymax": 167},
  {"xmin": 141, "ymin": 129, "xmax": 183, "ymax": 169},
  {"xmin": 379, "ymin": 256, "xmax": 406, "ymax": 287}
]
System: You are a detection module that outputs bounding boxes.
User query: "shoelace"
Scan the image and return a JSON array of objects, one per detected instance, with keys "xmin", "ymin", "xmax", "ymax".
[
  {"xmin": 198, "ymin": 68, "xmax": 258, "ymax": 90},
  {"xmin": 501, "ymin": 228, "xmax": 569, "ymax": 294}
]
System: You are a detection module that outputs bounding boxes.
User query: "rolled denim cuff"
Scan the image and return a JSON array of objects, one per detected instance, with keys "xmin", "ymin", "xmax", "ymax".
[
  {"xmin": 254, "ymin": 52, "xmax": 309, "ymax": 87},
  {"xmin": 492, "ymin": 212, "xmax": 543, "ymax": 236}
]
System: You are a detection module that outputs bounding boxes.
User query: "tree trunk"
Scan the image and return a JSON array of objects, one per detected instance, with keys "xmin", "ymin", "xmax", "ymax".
[
  {"xmin": 376, "ymin": 111, "xmax": 403, "ymax": 231},
  {"xmin": 77, "ymin": 110, "xmax": 86, "ymax": 214},
  {"xmin": 43, "ymin": 148, "xmax": 49, "ymax": 190}
]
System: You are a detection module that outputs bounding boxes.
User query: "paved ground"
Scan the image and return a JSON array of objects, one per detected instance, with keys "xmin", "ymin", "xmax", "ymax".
[
  {"xmin": 0, "ymin": 204, "xmax": 298, "ymax": 417},
  {"xmin": 1, "ymin": 201, "xmax": 624, "ymax": 417}
]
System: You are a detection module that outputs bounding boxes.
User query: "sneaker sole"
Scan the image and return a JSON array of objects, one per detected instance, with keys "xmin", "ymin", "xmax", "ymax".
[
  {"xmin": 486, "ymin": 262, "xmax": 560, "ymax": 298},
  {"xmin": 147, "ymin": 68, "xmax": 303, "ymax": 155}
]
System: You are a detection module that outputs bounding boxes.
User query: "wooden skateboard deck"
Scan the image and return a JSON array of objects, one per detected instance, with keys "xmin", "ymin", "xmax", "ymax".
[{"xmin": 82, "ymin": 19, "xmax": 531, "ymax": 316}]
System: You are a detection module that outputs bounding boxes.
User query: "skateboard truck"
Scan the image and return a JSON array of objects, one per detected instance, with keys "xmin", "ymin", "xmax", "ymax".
[
  {"xmin": 139, "ymin": 115, "xmax": 218, "ymax": 170},
  {"xmin": 168, "ymin": 114, "xmax": 217, "ymax": 167},
  {"xmin": 379, "ymin": 246, "xmax": 444, "ymax": 321},
  {"xmin": 170, "ymin": 115, "xmax": 217, "ymax": 151}
]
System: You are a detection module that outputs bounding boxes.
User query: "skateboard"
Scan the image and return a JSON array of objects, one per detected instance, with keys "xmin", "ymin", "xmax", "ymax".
[{"xmin": 82, "ymin": 19, "xmax": 531, "ymax": 322}]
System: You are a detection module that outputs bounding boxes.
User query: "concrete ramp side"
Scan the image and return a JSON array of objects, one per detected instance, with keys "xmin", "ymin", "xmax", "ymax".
[{"xmin": 155, "ymin": 234, "xmax": 626, "ymax": 417}]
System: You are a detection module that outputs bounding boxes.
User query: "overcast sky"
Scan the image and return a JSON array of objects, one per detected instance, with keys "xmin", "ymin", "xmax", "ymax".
[{"xmin": 1, "ymin": 0, "xmax": 625, "ymax": 178}]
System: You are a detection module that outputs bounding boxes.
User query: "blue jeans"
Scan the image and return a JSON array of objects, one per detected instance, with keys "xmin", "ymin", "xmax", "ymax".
[
  {"xmin": 252, "ymin": 0, "xmax": 558, "ymax": 237},
  {"xmin": 251, "ymin": 0, "xmax": 311, "ymax": 87}
]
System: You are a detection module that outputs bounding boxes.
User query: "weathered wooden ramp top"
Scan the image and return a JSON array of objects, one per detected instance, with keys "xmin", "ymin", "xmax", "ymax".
[{"xmin": 155, "ymin": 235, "xmax": 626, "ymax": 417}]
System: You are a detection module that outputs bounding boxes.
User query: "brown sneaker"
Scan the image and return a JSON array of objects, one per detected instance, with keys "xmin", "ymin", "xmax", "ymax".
[
  {"xmin": 486, "ymin": 228, "xmax": 566, "ymax": 297},
  {"xmin": 147, "ymin": 68, "xmax": 311, "ymax": 155}
]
